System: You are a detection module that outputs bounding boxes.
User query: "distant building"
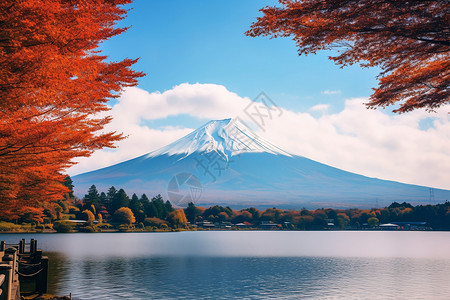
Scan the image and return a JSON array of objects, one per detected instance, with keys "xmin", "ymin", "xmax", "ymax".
[
  {"xmin": 391, "ymin": 222, "xmax": 428, "ymax": 230},
  {"xmin": 259, "ymin": 222, "xmax": 279, "ymax": 230},
  {"xmin": 379, "ymin": 223, "xmax": 400, "ymax": 230},
  {"xmin": 197, "ymin": 221, "xmax": 215, "ymax": 229},
  {"xmin": 326, "ymin": 219, "xmax": 335, "ymax": 228},
  {"xmin": 235, "ymin": 222, "xmax": 252, "ymax": 229}
]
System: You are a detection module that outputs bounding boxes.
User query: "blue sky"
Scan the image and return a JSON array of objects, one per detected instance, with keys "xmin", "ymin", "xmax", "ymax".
[
  {"xmin": 70, "ymin": 0, "xmax": 450, "ymax": 191},
  {"xmin": 102, "ymin": 0, "xmax": 379, "ymax": 115}
]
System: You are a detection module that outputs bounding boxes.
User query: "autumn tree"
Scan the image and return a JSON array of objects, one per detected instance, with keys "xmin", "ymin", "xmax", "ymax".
[
  {"xmin": 232, "ymin": 210, "xmax": 252, "ymax": 224},
  {"xmin": 242, "ymin": 207, "xmax": 260, "ymax": 221},
  {"xmin": 247, "ymin": 0, "xmax": 449, "ymax": 113},
  {"xmin": 260, "ymin": 208, "xmax": 283, "ymax": 222},
  {"xmin": 43, "ymin": 201, "xmax": 64, "ymax": 222},
  {"xmin": 336, "ymin": 213, "xmax": 350, "ymax": 229},
  {"xmin": 0, "ymin": 0, "xmax": 144, "ymax": 219},
  {"xmin": 168, "ymin": 209, "xmax": 187, "ymax": 228},
  {"xmin": 113, "ymin": 207, "xmax": 136, "ymax": 226},
  {"xmin": 368, "ymin": 217, "xmax": 379, "ymax": 228},
  {"xmin": 19, "ymin": 207, "xmax": 44, "ymax": 224},
  {"xmin": 82, "ymin": 209, "xmax": 95, "ymax": 225},
  {"xmin": 202, "ymin": 205, "xmax": 232, "ymax": 222}
]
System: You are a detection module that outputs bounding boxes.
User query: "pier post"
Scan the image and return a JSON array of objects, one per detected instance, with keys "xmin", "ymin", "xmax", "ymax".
[
  {"xmin": 0, "ymin": 250, "xmax": 15, "ymax": 300},
  {"xmin": 18, "ymin": 240, "xmax": 25, "ymax": 255},
  {"xmin": 30, "ymin": 239, "xmax": 36, "ymax": 254},
  {"xmin": 4, "ymin": 249, "xmax": 18, "ymax": 291},
  {"xmin": 0, "ymin": 264, "xmax": 12, "ymax": 300},
  {"xmin": 36, "ymin": 256, "xmax": 48, "ymax": 294},
  {"xmin": 1, "ymin": 240, "xmax": 48, "ymax": 299}
]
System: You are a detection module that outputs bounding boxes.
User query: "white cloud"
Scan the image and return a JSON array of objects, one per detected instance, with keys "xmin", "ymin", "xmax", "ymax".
[
  {"xmin": 321, "ymin": 90, "xmax": 341, "ymax": 95},
  {"xmin": 69, "ymin": 83, "xmax": 252, "ymax": 175},
  {"xmin": 110, "ymin": 83, "xmax": 252, "ymax": 122},
  {"xmin": 68, "ymin": 83, "xmax": 450, "ymax": 190},
  {"xmin": 310, "ymin": 104, "xmax": 330, "ymax": 112},
  {"xmin": 261, "ymin": 100, "xmax": 450, "ymax": 190}
]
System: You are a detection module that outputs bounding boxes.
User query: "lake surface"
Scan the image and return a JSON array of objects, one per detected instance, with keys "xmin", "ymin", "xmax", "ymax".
[{"xmin": 1, "ymin": 231, "xmax": 450, "ymax": 299}]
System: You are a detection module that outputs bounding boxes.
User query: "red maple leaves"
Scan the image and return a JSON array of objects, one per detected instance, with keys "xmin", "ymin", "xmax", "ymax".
[
  {"xmin": 247, "ymin": 0, "xmax": 449, "ymax": 113},
  {"xmin": 0, "ymin": 0, "xmax": 144, "ymax": 219}
]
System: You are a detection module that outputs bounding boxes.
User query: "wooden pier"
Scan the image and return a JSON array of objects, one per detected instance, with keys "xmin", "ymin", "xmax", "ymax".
[{"xmin": 0, "ymin": 239, "xmax": 48, "ymax": 300}]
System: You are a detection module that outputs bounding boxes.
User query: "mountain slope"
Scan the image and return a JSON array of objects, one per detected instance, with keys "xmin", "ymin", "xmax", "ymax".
[{"xmin": 72, "ymin": 119, "xmax": 450, "ymax": 208}]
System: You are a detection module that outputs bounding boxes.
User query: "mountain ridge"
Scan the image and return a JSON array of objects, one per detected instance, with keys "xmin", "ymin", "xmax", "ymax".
[{"xmin": 72, "ymin": 118, "xmax": 450, "ymax": 209}]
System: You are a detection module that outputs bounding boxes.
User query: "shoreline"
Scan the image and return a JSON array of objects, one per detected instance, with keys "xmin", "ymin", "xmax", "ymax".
[{"xmin": 0, "ymin": 227, "xmax": 441, "ymax": 234}]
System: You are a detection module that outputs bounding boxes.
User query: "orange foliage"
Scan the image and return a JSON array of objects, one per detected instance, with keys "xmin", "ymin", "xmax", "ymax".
[
  {"xmin": 82, "ymin": 209, "xmax": 95, "ymax": 223},
  {"xmin": 218, "ymin": 211, "xmax": 230, "ymax": 221},
  {"xmin": 247, "ymin": 0, "xmax": 449, "ymax": 113},
  {"xmin": 312, "ymin": 209, "xmax": 327, "ymax": 218},
  {"xmin": 401, "ymin": 207, "xmax": 413, "ymax": 215},
  {"xmin": 232, "ymin": 210, "xmax": 252, "ymax": 223},
  {"xmin": 168, "ymin": 209, "xmax": 187, "ymax": 228},
  {"xmin": 0, "ymin": 0, "xmax": 144, "ymax": 219},
  {"xmin": 18, "ymin": 206, "xmax": 44, "ymax": 224},
  {"xmin": 261, "ymin": 208, "xmax": 284, "ymax": 222},
  {"xmin": 281, "ymin": 210, "xmax": 300, "ymax": 223},
  {"xmin": 114, "ymin": 207, "xmax": 136, "ymax": 225}
]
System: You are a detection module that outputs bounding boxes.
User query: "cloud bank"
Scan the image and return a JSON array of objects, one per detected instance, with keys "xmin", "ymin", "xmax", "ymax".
[{"xmin": 69, "ymin": 83, "xmax": 450, "ymax": 190}]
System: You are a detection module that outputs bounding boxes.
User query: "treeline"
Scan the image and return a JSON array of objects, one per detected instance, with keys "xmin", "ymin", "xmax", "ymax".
[
  {"xmin": 79, "ymin": 184, "xmax": 450, "ymax": 230},
  {"xmin": 1, "ymin": 178, "xmax": 450, "ymax": 232},
  {"xmin": 72, "ymin": 185, "xmax": 188, "ymax": 230},
  {"xmin": 81, "ymin": 185, "xmax": 175, "ymax": 223},
  {"xmin": 185, "ymin": 201, "xmax": 450, "ymax": 230}
]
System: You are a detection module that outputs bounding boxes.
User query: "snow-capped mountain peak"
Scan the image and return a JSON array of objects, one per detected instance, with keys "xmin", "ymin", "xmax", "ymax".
[
  {"xmin": 73, "ymin": 118, "xmax": 450, "ymax": 209},
  {"xmin": 147, "ymin": 118, "xmax": 291, "ymax": 160}
]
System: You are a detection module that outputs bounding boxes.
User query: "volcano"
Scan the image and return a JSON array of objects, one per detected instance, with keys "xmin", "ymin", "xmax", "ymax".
[{"xmin": 72, "ymin": 118, "xmax": 450, "ymax": 209}]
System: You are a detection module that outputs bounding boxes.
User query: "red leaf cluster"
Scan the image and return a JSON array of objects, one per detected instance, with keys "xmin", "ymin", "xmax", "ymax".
[
  {"xmin": 0, "ymin": 0, "xmax": 144, "ymax": 219},
  {"xmin": 247, "ymin": 0, "xmax": 449, "ymax": 113}
]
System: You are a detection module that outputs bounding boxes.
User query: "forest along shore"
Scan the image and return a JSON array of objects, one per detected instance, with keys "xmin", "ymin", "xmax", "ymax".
[{"xmin": 1, "ymin": 200, "xmax": 449, "ymax": 233}]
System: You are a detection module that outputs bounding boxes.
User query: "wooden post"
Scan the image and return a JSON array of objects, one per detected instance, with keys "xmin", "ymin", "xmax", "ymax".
[
  {"xmin": 36, "ymin": 256, "xmax": 48, "ymax": 295},
  {"xmin": 33, "ymin": 240, "xmax": 37, "ymax": 254},
  {"xmin": 19, "ymin": 240, "xmax": 25, "ymax": 255},
  {"xmin": 0, "ymin": 273, "xmax": 5, "ymax": 296},
  {"xmin": 0, "ymin": 242, "xmax": 4, "ymax": 260},
  {"xmin": 0, "ymin": 255, "xmax": 13, "ymax": 300},
  {"xmin": 0, "ymin": 264, "xmax": 12, "ymax": 300},
  {"xmin": 3, "ymin": 249, "xmax": 18, "ymax": 289}
]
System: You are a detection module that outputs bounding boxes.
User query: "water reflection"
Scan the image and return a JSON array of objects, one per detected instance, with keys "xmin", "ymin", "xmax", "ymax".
[
  {"xmin": 44, "ymin": 255, "xmax": 450, "ymax": 299},
  {"xmin": 46, "ymin": 252, "xmax": 70, "ymax": 295},
  {"xmin": 2, "ymin": 231, "xmax": 450, "ymax": 259},
  {"xmin": 1, "ymin": 231, "xmax": 450, "ymax": 299}
]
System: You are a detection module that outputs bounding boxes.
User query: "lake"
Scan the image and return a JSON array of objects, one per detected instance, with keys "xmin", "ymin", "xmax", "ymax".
[{"xmin": 1, "ymin": 231, "xmax": 450, "ymax": 299}]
